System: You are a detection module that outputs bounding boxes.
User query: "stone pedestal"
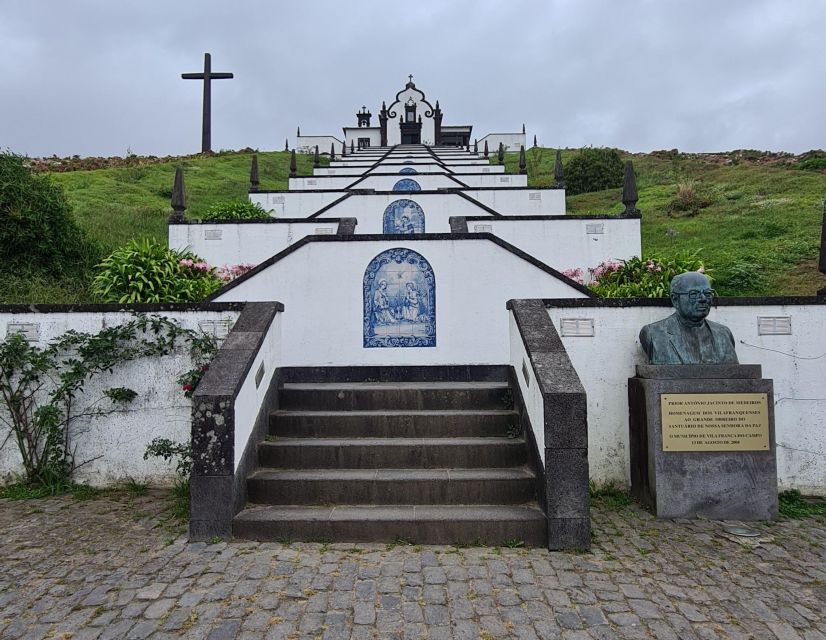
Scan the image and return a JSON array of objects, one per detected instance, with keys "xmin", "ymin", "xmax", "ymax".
[{"xmin": 628, "ymin": 364, "xmax": 777, "ymax": 520}]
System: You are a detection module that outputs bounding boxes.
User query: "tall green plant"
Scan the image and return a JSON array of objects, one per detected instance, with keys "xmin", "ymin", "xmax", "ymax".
[
  {"xmin": 588, "ymin": 252, "xmax": 708, "ymax": 298},
  {"xmin": 564, "ymin": 148, "xmax": 624, "ymax": 195},
  {"xmin": 200, "ymin": 201, "xmax": 269, "ymax": 221},
  {"xmin": 92, "ymin": 239, "xmax": 222, "ymax": 303},
  {"xmin": 0, "ymin": 151, "xmax": 99, "ymax": 276}
]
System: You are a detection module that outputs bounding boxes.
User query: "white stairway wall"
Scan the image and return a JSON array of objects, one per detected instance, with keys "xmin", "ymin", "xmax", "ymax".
[
  {"xmin": 213, "ymin": 239, "xmax": 589, "ymax": 366},
  {"xmin": 546, "ymin": 303, "xmax": 826, "ymax": 494}
]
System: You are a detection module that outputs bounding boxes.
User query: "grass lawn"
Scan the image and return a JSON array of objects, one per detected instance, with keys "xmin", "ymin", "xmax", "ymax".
[
  {"xmin": 1, "ymin": 147, "xmax": 824, "ymax": 303},
  {"xmin": 503, "ymin": 148, "xmax": 826, "ymax": 296}
]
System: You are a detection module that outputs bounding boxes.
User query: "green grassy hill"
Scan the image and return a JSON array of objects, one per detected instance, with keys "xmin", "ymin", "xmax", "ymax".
[
  {"xmin": 1, "ymin": 148, "xmax": 824, "ymax": 303},
  {"xmin": 509, "ymin": 148, "xmax": 826, "ymax": 296}
]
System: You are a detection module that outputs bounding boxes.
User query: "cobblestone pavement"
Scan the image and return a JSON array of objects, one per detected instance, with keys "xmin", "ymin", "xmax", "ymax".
[{"xmin": 1, "ymin": 490, "xmax": 825, "ymax": 640}]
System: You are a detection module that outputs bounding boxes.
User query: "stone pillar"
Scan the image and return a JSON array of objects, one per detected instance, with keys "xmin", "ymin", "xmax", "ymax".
[{"xmin": 629, "ymin": 365, "xmax": 777, "ymax": 520}]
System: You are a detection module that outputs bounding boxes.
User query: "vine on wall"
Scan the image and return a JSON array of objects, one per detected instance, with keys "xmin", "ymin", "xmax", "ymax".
[{"xmin": 0, "ymin": 315, "xmax": 216, "ymax": 492}]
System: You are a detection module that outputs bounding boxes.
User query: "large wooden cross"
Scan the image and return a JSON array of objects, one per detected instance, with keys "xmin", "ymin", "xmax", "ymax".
[{"xmin": 182, "ymin": 53, "xmax": 233, "ymax": 153}]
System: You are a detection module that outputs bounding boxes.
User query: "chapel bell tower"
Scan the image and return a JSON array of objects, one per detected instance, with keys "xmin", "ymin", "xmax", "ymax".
[{"xmin": 357, "ymin": 106, "xmax": 372, "ymax": 128}]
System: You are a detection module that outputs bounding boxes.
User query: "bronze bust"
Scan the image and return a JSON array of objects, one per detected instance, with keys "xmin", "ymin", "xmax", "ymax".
[{"xmin": 639, "ymin": 272, "xmax": 738, "ymax": 365}]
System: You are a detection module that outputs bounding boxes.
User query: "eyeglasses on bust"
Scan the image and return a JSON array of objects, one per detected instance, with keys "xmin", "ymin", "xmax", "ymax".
[{"xmin": 673, "ymin": 289, "xmax": 717, "ymax": 302}]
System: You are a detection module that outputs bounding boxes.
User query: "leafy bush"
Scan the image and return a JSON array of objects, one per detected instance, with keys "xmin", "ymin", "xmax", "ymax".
[
  {"xmin": 586, "ymin": 252, "xmax": 707, "ymax": 298},
  {"xmin": 564, "ymin": 148, "xmax": 624, "ymax": 195},
  {"xmin": 200, "ymin": 201, "xmax": 269, "ymax": 221},
  {"xmin": 796, "ymin": 153, "xmax": 826, "ymax": 172},
  {"xmin": 667, "ymin": 181, "xmax": 714, "ymax": 216},
  {"xmin": 92, "ymin": 239, "xmax": 222, "ymax": 303},
  {"xmin": 0, "ymin": 151, "xmax": 99, "ymax": 276}
]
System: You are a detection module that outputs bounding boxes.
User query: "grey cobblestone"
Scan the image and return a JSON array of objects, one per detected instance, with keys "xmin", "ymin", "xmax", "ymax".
[{"xmin": 1, "ymin": 489, "xmax": 825, "ymax": 639}]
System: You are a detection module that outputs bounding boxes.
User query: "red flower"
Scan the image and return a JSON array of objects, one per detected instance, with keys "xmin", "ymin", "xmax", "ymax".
[
  {"xmin": 182, "ymin": 383, "xmax": 194, "ymax": 392},
  {"xmin": 200, "ymin": 364, "xmax": 210, "ymax": 373}
]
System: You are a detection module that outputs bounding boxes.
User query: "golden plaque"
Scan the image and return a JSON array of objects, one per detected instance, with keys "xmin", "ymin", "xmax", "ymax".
[{"xmin": 660, "ymin": 393, "xmax": 770, "ymax": 452}]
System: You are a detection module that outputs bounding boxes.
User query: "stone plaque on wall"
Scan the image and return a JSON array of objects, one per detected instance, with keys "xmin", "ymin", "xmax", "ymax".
[{"xmin": 661, "ymin": 393, "xmax": 770, "ymax": 452}]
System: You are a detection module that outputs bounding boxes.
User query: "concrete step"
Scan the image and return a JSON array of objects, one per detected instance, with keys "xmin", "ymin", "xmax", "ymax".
[
  {"xmin": 258, "ymin": 437, "xmax": 526, "ymax": 469},
  {"xmin": 279, "ymin": 381, "xmax": 511, "ymax": 411},
  {"xmin": 269, "ymin": 409, "xmax": 519, "ymax": 438},
  {"xmin": 247, "ymin": 467, "xmax": 536, "ymax": 505},
  {"xmin": 233, "ymin": 504, "xmax": 547, "ymax": 546}
]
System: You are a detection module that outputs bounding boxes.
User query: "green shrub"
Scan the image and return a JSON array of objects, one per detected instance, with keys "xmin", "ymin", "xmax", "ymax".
[
  {"xmin": 0, "ymin": 151, "xmax": 99, "ymax": 276},
  {"xmin": 588, "ymin": 252, "xmax": 707, "ymax": 298},
  {"xmin": 667, "ymin": 181, "xmax": 714, "ymax": 215},
  {"xmin": 92, "ymin": 239, "xmax": 222, "ymax": 303},
  {"xmin": 796, "ymin": 153, "xmax": 826, "ymax": 172},
  {"xmin": 564, "ymin": 148, "xmax": 624, "ymax": 195},
  {"xmin": 200, "ymin": 200, "xmax": 269, "ymax": 221}
]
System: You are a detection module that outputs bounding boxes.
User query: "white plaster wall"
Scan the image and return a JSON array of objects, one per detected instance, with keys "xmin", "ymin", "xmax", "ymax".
[
  {"xmin": 314, "ymin": 165, "xmax": 505, "ymax": 176},
  {"xmin": 545, "ymin": 303, "xmax": 826, "ymax": 494},
  {"xmin": 169, "ymin": 222, "xmax": 340, "ymax": 266},
  {"xmin": 343, "ymin": 128, "xmax": 381, "ymax": 148},
  {"xmin": 477, "ymin": 133, "xmax": 527, "ymax": 153},
  {"xmin": 509, "ymin": 314, "xmax": 546, "ymax": 465},
  {"xmin": 310, "ymin": 193, "xmax": 497, "ymax": 230},
  {"xmin": 480, "ymin": 218, "xmax": 641, "ymax": 273},
  {"xmin": 214, "ymin": 239, "xmax": 588, "ymax": 366},
  {"xmin": 466, "ymin": 189, "xmax": 567, "ymax": 215},
  {"xmin": 296, "ymin": 135, "xmax": 343, "ymax": 154},
  {"xmin": 233, "ymin": 313, "xmax": 281, "ymax": 468},
  {"xmin": 454, "ymin": 175, "xmax": 528, "ymax": 188},
  {"xmin": 0, "ymin": 309, "xmax": 241, "ymax": 486},
  {"xmin": 249, "ymin": 191, "xmax": 346, "ymax": 218}
]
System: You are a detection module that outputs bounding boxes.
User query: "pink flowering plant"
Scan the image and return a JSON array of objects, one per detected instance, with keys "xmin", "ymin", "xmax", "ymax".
[
  {"xmin": 216, "ymin": 263, "xmax": 257, "ymax": 283},
  {"xmin": 92, "ymin": 239, "xmax": 223, "ymax": 303},
  {"xmin": 585, "ymin": 251, "xmax": 708, "ymax": 298}
]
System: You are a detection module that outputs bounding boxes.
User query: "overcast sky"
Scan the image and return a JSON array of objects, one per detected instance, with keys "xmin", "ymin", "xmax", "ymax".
[{"xmin": 1, "ymin": 0, "xmax": 824, "ymax": 157}]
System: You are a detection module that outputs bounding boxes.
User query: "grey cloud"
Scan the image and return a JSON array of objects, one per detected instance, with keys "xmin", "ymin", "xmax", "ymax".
[{"xmin": 1, "ymin": 0, "xmax": 824, "ymax": 157}]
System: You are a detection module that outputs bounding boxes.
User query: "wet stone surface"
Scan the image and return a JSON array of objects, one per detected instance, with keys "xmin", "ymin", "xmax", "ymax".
[{"xmin": 1, "ymin": 489, "xmax": 825, "ymax": 639}]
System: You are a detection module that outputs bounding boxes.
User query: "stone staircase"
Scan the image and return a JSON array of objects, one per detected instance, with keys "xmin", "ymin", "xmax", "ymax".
[{"xmin": 232, "ymin": 368, "xmax": 546, "ymax": 546}]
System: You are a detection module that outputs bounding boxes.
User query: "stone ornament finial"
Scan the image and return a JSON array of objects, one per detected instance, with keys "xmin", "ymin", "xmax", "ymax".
[
  {"xmin": 330, "ymin": 143, "xmax": 336, "ymax": 161},
  {"xmin": 519, "ymin": 145, "xmax": 527, "ymax": 175},
  {"xmin": 554, "ymin": 149, "xmax": 564, "ymax": 188},
  {"xmin": 474, "ymin": 139, "xmax": 478, "ymax": 154},
  {"xmin": 249, "ymin": 154, "xmax": 259, "ymax": 192},
  {"xmin": 289, "ymin": 149, "xmax": 297, "ymax": 178},
  {"xmin": 622, "ymin": 160, "xmax": 639, "ymax": 216},
  {"xmin": 497, "ymin": 142, "xmax": 504, "ymax": 165},
  {"xmin": 533, "ymin": 134, "xmax": 538, "ymax": 148},
  {"xmin": 483, "ymin": 140, "xmax": 488, "ymax": 158},
  {"xmin": 313, "ymin": 145, "xmax": 320, "ymax": 169},
  {"xmin": 169, "ymin": 166, "xmax": 186, "ymax": 223},
  {"xmin": 342, "ymin": 140, "xmax": 346, "ymax": 157},
  {"xmin": 297, "ymin": 126, "xmax": 300, "ymax": 137},
  {"xmin": 284, "ymin": 138, "xmax": 289, "ymax": 152}
]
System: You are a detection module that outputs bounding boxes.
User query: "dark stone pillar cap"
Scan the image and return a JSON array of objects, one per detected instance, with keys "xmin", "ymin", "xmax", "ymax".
[{"xmin": 635, "ymin": 364, "xmax": 762, "ymax": 379}]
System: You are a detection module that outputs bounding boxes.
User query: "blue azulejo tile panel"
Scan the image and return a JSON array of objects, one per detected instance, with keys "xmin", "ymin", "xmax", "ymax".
[
  {"xmin": 363, "ymin": 248, "xmax": 436, "ymax": 348},
  {"xmin": 399, "ymin": 167, "xmax": 418, "ymax": 175},
  {"xmin": 392, "ymin": 178, "xmax": 422, "ymax": 192},
  {"xmin": 382, "ymin": 199, "xmax": 425, "ymax": 234}
]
